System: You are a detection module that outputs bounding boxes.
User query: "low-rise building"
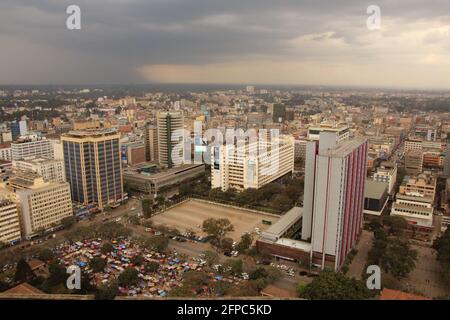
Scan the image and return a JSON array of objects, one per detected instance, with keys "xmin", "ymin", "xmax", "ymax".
[
  {"xmin": 364, "ymin": 180, "xmax": 389, "ymax": 216},
  {"xmin": 13, "ymin": 157, "xmax": 65, "ymax": 182},
  {"xmin": 373, "ymin": 162, "xmax": 397, "ymax": 196}
]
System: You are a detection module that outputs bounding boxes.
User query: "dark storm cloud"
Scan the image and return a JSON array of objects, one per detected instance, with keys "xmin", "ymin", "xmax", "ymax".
[{"xmin": 0, "ymin": 0, "xmax": 450, "ymax": 85}]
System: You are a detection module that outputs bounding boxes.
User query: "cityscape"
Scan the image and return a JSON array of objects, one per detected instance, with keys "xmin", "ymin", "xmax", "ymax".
[{"xmin": 0, "ymin": 0, "xmax": 450, "ymax": 306}]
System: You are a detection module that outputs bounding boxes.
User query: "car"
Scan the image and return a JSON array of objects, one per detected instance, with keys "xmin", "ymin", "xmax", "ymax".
[{"xmin": 224, "ymin": 251, "xmax": 232, "ymax": 257}]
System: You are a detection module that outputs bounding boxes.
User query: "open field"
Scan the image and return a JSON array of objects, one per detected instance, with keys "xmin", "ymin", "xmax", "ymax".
[{"xmin": 150, "ymin": 199, "xmax": 280, "ymax": 241}]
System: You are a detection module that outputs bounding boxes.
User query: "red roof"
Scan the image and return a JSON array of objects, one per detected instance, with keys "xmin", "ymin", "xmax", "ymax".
[{"xmin": 380, "ymin": 288, "xmax": 431, "ymax": 300}]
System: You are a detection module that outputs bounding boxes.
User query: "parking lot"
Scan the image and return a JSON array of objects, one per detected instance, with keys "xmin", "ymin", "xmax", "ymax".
[{"xmin": 150, "ymin": 199, "xmax": 280, "ymax": 241}]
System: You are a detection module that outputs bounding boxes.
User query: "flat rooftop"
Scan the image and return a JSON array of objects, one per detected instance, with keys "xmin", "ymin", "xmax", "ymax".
[
  {"xmin": 262, "ymin": 207, "xmax": 302, "ymax": 239},
  {"xmin": 365, "ymin": 180, "xmax": 388, "ymax": 200}
]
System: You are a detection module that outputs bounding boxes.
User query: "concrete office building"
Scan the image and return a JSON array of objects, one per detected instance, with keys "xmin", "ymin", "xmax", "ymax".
[
  {"xmin": 391, "ymin": 194, "xmax": 434, "ymax": 228},
  {"xmin": 373, "ymin": 162, "xmax": 397, "ymax": 196},
  {"xmin": 157, "ymin": 111, "xmax": 184, "ymax": 168},
  {"xmin": 13, "ymin": 157, "xmax": 66, "ymax": 183},
  {"xmin": 211, "ymin": 135, "xmax": 294, "ymax": 191},
  {"xmin": 444, "ymin": 133, "xmax": 450, "ymax": 177},
  {"xmin": 62, "ymin": 129, "xmax": 123, "ymax": 210},
  {"xmin": 10, "ymin": 120, "xmax": 28, "ymax": 141},
  {"xmin": 144, "ymin": 124, "xmax": 158, "ymax": 162},
  {"xmin": 0, "ymin": 200, "xmax": 21, "ymax": 245},
  {"xmin": 302, "ymin": 132, "xmax": 368, "ymax": 271},
  {"xmin": 0, "ymin": 144, "xmax": 11, "ymax": 161},
  {"xmin": 11, "ymin": 136, "xmax": 54, "ymax": 161},
  {"xmin": 307, "ymin": 124, "xmax": 350, "ymax": 143},
  {"xmin": 405, "ymin": 149, "xmax": 423, "ymax": 175},
  {"xmin": 364, "ymin": 180, "xmax": 389, "ymax": 216},
  {"xmin": 0, "ymin": 173, "xmax": 73, "ymax": 238}
]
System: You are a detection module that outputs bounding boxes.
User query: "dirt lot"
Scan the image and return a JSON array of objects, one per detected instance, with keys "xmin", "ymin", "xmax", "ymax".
[{"xmin": 151, "ymin": 199, "xmax": 279, "ymax": 241}]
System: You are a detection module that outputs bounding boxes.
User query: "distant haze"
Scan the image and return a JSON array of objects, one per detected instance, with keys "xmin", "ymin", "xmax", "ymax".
[{"xmin": 1, "ymin": 1, "xmax": 450, "ymax": 89}]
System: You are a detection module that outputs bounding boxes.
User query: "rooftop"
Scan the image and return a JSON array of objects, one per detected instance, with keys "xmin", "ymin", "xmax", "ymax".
[
  {"xmin": 262, "ymin": 207, "xmax": 303, "ymax": 239},
  {"xmin": 365, "ymin": 180, "xmax": 388, "ymax": 199}
]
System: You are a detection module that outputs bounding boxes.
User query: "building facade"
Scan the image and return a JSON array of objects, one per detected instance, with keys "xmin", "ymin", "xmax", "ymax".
[
  {"xmin": 211, "ymin": 135, "xmax": 294, "ymax": 191},
  {"xmin": 11, "ymin": 137, "xmax": 54, "ymax": 161},
  {"xmin": 302, "ymin": 132, "xmax": 368, "ymax": 271},
  {"xmin": 13, "ymin": 157, "xmax": 66, "ymax": 183},
  {"xmin": 0, "ymin": 200, "xmax": 21, "ymax": 244},
  {"xmin": 157, "ymin": 112, "xmax": 184, "ymax": 168},
  {"xmin": 62, "ymin": 129, "xmax": 123, "ymax": 210}
]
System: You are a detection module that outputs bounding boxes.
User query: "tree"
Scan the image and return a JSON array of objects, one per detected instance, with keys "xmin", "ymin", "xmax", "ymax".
[
  {"xmin": 250, "ymin": 267, "xmax": 268, "ymax": 280},
  {"xmin": 144, "ymin": 261, "xmax": 160, "ymax": 273},
  {"xmin": 235, "ymin": 233, "xmax": 253, "ymax": 252},
  {"xmin": 270, "ymin": 194, "xmax": 292, "ymax": 212},
  {"xmin": 101, "ymin": 242, "xmax": 114, "ymax": 254},
  {"xmin": 131, "ymin": 255, "xmax": 145, "ymax": 266},
  {"xmin": 14, "ymin": 258, "xmax": 33, "ymax": 283},
  {"xmin": 433, "ymin": 229, "xmax": 450, "ymax": 284},
  {"xmin": 141, "ymin": 198, "xmax": 154, "ymax": 219},
  {"xmin": 381, "ymin": 238, "xmax": 417, "ymax": 279},
  {"xmin": 223, "ymin": 259, "xmax": 243, "ymax": 275},
  {"xmin": 95, "ymin": 281, "xmax": 119, "ymax": 300},
  {"xmin": 97, "ymin": 222, "xmax": 131, "ymax": 239},
  {"xmin": 183, "ymin": 270, "xmax": 210, "ymax": 288},
  {"xmin": 38, "ymin": 248, "xmax": 54, "ymax": 262},
  {"xmin": 46, "ymin": 263, "xmax": 68, "ymax": 286},
  {"xmin": 202, "ymin": 251, "xmax": 219, "ymax": 267},
  {"xmin": 383, "ymin": 216, "xmax": 408, "ymax": 235},
  {"xmin": 285, "ymin": 184, "xmax": 303, "ymax": 204},
  {"xmin": 298, "ymin": 271, "xmax": 374, "ymax": 300},
  {"xmin": 202, "ymin": 218, "xmax": 234, "ymax": 242},
  {"xmin": 61, "ymin": 216, "xmax": 76, "ymax": 229},
  {"xmin": 221, "ymin": 237, "xmax": 234, "ymax": 252},
  {"xmin": 90, "ymin": 257, "xmax": 107, "ymax": 272},
  {"xmin": 143, "ymin": 236, "xmax": 169, "ymax": 252},
  {"xmin": 118, "ymin": 268, "xmax": 139, "ymax": 287}
]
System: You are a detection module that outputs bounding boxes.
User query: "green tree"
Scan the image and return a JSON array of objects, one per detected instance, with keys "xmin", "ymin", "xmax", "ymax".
[
  {"xmin": 235, "ymin": 233, "xmax": 253, "ymax": 252},
  {"xmin": 298, "ymin": 271, "xmax": 374, "ymax": 300},
  {"xmin": 118, "ymin": 268, "xmax": 139, "ymax": 287},
  {"xmin": 141, "ymin": 198, "xmax": 154, "ymax": 219},
  {"xmin": 433, "ymin": 229, "xmax": 450, "ymax": 284},
  {"xmin": 97, "ymin": 222, "xmax": 131, "ymax": 239},
  {"xmin": 144, "ymin": 261, "xmax": 160, "ymax": 273},
  {"xmin": 90, "ymin": 257, "xmax": 107, "ymax": 272},
  {"xmin": 38, "ymin": 248, "xmax": 54, "ymax": 262},
  {"xmin": 46, "ymin": 263, "xmax": 68, "ymax": 286},
  {"xmin": 221, "ymin": 237, "xmax": 234, "ymax": 252},
  {"xmin": 131, "ymin": 255, "xmax": 145, "ymax": 266},
  {"xmin": 202, "ymin": 218, "xmax": 234, "ymax": 242},
  {"xmin": 14, "ymin": 258, "xmax": 33, "ymax": 283},
  {"xmin": 101, "ymin": 242, "xmax": 115, "ymax": 254},
  {"xmin": 143, "ymin": 236, "xmax": 169, "ymax": 252},
  {"xmin": 95, "ymin": 281, "xmax": 119, "ymax": 300},
  {"xmin": 270, "ymin": 194, "xmax": 292, "ymax": 212},
  {"xmin": 202, "ymin": 251, "xmax": 219, "ymax": 267},
  {"xmin": 61, "ymin": 216, "xmax": 76, "ymax": 229},
  {"xmin": 383, "ymin": 216, "xmax": 408, "ymax": 235},
  {"xmin": 380, "ymin": 238, "xmax": 417, "ymax": 279},
  {"xmin": 223, "ymin": 259, "xmax": 243, "ymax": 275}
]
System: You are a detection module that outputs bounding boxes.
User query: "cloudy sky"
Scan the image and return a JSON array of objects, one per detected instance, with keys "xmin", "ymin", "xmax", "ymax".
[{"xmin": 1, "ymin": 0, "xmax": 450, "ymax": 88}]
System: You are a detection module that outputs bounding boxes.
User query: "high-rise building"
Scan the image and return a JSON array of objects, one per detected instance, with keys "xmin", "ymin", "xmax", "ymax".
[
  {"xmin": 13, "ymin": 157, "xmax": 66, "ymax": 183},
  {"xmin": 0, "ymin": 199, "xmax": 21, "ymax": 245},
  {"xmin": 10, "ymin": 120, "xmax": 28, "ymax": 141},
  {"xmin": 11, "ymin": 136, "xmax": 53, "ymax": 161},
  {"xmin": 62, "ymin": 129, "xmax": 123, "ymax": 210},
  {"xmin": 302, "ymin": 132, "xmax": 368, "ymax": 271},
  {"xmin": 0, "ymin": 173, "xmax": 73, "ymax": 239},
  {"xmin": 144, "ymin": 124, "xmax": 158, "ymax": 162},
  {"xmin": 444, "ymin": 133, "xmax": 450, "ymax": 177},
  {"xmin": 211, "ymin": 134, "xmax": 294, "ymax": 191},
  {"xmin": 157, "ymin": 112, "xmax": 184, "ymax": 168}
]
